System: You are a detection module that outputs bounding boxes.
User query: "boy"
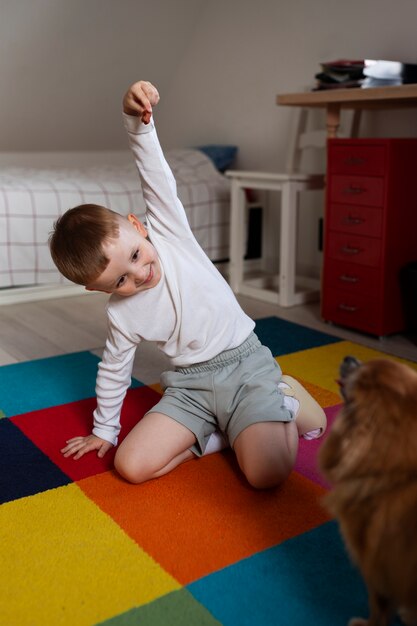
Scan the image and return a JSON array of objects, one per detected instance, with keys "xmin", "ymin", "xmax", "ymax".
[{"xmin": 49, "ymin": 80, "xmax": 326, "ymax": 489}]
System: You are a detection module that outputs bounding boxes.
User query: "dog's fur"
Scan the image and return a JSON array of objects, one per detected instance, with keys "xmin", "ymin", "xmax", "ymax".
[{"xmin": 319, "ymin": 358, "xmax": 417, "ymax": 626}]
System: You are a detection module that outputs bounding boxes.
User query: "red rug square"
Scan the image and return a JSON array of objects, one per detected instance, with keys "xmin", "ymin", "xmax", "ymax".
[{"xmin": 11, "ymin": 386, "xmax": 162, "ymax": 481}]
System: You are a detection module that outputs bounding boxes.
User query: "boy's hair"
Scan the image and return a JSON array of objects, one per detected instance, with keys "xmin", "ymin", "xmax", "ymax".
[{"xmin": 49, "ymin": 204, "xmax": 121, "ymax": 285}]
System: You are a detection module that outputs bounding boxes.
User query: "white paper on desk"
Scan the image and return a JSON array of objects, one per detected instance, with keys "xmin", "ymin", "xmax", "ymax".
[{"xmin": 364, "ymin": 59, "xmax": 403, "ymax": 79}]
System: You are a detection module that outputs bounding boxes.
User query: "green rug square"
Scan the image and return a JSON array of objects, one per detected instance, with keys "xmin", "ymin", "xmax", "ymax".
[{"xmin": 97, "ymin": 588, "xmax": 221, "ymax": 626}]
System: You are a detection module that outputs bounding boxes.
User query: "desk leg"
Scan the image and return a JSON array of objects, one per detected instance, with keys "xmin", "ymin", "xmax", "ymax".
[
  {"xmin": 326, "ymin": 103, "xmax": 341, "ymax": 137},
  {"xmin": 229, "ymin": 180, "xmax": 246, "ymax": 293}
]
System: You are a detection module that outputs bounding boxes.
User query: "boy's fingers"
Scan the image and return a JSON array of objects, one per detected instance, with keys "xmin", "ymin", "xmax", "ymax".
[
  {"xmin": 97, "ymin": 445, "xmax": 109, "ymax": 458},
  {"xmin": 65, "ymin": 436, "xmax": 83, "ymax": 444},
  {"xmin": 131, "ymin": 85, "xmax": 152, "ymax": 110},
  {"xmin": 142, "ymin": 81, "xmax": 160, "ymax": 105},
  {"xmin": 125, "ymin": 94, "xmax": 151, "ymax": 119},
  {"xmin": 62, "ymin": 444, "xmax": 82, "ymax": 457},
  {"xmin": 123, "ymin": 81, "xmax": 159, "ymax": 117},
  {"xmin": 61, "ymin": 442, "xmax": 78, "ymax": 454},
  {"xmin": 134, "ymin": 81, "xmax": 159, "ymax": 108},
  {"xmin": 61, "ymin": 438, "xmax": 90, "ymax": 456},
  {"xmin": 133, "ymin": 90, "xmax": 150, "ymax": 107},
  {"xmin": 73, "ymin": 441, "xmax": 98, "ymax": 460}
]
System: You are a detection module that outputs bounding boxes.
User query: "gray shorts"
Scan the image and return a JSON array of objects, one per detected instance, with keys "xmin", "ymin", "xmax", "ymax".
[{"xmin": 148, "ymin": 332, "xmax": 293, "ymax": 456}]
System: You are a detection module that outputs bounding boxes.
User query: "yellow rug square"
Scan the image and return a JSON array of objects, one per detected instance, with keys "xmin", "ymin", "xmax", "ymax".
[
  {"xmin": 0, "ymin": 483, "xmax": 179, "ymax": 626},
  {"xmin": 299, "ymin": 380, "xmax": 340, "ymax": 408},
  {"xmin": 278, "ymin": 340, "xmax": 417, "ymax": 395}
]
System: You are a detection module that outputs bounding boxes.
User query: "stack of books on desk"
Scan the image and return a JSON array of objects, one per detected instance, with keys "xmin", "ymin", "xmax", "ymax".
[
  {"xmin": 314, "ymin": 59, "xmax": 417, "ymax": 90},
  {"xmin": 314, "ymin": 59, "xmax": 365, "ymax": 90}
]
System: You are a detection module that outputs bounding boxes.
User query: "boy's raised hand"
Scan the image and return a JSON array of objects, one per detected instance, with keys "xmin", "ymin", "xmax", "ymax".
[
  {"xmin": 61, "ymin": 434, "xmax": 113, "ymax": 460},
  {"xmin": 123, "ymin": 80, "xmax": 160, "ymax": 124}
]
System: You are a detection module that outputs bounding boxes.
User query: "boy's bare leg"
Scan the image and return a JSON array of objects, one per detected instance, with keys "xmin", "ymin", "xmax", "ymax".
[
  {"xmin": 233, "ymin": 420, "xmax": 299, "ymax": 489},
  {"xmin": 114, "ymin": 412, "xmax": 196, "ymax": 484}
]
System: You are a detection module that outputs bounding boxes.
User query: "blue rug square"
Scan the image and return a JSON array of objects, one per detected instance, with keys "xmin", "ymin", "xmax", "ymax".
[
  {"xmin": 0, "ymin": 351, "xmax": 143, "ymax": 417},
  {"xmin": 188, "ymin": 521, "xmax": 374, "ymax": 626},
  {"xmin": 0, "ymin": 419, "xmax": 71, "ymax": 504},
  {"xmin": 255, "ymin": 317, "xmax": 341, "ymax": 357}
]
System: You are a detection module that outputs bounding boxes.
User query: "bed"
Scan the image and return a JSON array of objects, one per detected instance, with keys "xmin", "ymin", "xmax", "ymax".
[{"xmin": 0, "ymin": 145, "xmax": 236, "ymax": 303}]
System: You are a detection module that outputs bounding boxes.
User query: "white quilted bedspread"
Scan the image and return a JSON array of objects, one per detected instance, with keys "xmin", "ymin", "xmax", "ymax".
[{"xmin": 0, "ymin": 149, "xmax": 230, "ymax": 288}]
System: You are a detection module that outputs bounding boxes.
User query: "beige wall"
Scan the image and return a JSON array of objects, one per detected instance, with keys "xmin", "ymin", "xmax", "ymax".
[
  {"xmin": 3, "ymin": 0, "xmax": 417, "ymax": 162},
  {"xmin": 157, "ymin": 0, "xmax": 417, "ymax": 170},
  {"xmin": 0, "ymin": 0, "xmax": 204, "ymax": 150},
  {"xmin": 3, "ymin": 0, "xmax": 417, "ymax": 275},
  {"xmin": 154, "ymin": 0, "xmax": 417, "ymax": 276}
]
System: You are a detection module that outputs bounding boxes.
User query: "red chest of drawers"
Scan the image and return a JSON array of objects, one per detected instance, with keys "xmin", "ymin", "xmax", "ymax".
[{"xmin": 322, "ymin": 138, "xmax": 417, "ymax": 336}]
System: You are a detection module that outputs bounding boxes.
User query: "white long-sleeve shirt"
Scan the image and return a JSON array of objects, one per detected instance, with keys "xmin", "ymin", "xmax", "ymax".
[{"xmin": 92, "ymin": 114, "xmax": 254, "ymax": 445}]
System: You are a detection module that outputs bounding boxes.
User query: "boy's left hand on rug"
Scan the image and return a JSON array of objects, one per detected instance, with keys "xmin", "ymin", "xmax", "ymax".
[{"xmin": 61, "ymin": 434, "xmax": 113, "ymax": 460}]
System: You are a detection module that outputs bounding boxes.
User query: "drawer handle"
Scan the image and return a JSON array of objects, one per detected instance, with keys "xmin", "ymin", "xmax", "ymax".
[
  {"xmin": 344, "ymin": 157, "xmax": 365, "ymax": 166},
  {"xmin": 343, "ymin": 215, "xmax": 364, "ymax": 225},
  {"xmin": 343, "ymin": 185, "xmax": 366, "ymax": 195},
  {"xmin": 338, "ymin": 303, "xmax": 358, "ymax": 312},
  {"xmin": 340, "ymin": 245, "xmax": 362, "ymax": 255},
  {"xmin": 339, "ymin": 274, "xmax": 359, "ymax": 283}
]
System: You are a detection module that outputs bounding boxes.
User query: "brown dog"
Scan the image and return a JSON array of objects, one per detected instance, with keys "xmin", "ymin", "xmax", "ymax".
[{"xmin": 319, "ymin": 357, "xmax": 417, "ymax": 626}]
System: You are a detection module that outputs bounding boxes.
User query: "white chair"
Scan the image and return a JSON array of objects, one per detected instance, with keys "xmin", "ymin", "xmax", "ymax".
[{"xmin": 226, "ymin": 108, "xmax": 361, "ymax": 307}]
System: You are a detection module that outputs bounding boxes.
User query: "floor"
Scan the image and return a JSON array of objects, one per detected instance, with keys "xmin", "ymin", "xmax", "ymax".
[{"xmin": 1, "ymin": 291, "xmax": 416, "ymax": 384}]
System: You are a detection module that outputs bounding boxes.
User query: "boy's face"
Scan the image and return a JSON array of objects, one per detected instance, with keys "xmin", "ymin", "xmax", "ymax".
[{"xmin": 86, "ymin": 214, "xmax": 161, "ymax": 296}]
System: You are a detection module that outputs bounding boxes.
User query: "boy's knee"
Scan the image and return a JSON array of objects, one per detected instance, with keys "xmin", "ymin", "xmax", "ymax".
[
  {"xmin": 235, "ymin": 420, "xmax": 298, "ymax": 489},
  {"xmin": 244, "ymin": 458, "xmax": 293, "ymax": 490},
  {"xmin": 114, "ymin": 448, "xmax": 151, "ymax": 484}
]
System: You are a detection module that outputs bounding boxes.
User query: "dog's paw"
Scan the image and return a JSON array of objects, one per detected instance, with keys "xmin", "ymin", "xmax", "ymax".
[{"xmin": 348, "ymin": 618, "xmax": 368, "ymax": 626}]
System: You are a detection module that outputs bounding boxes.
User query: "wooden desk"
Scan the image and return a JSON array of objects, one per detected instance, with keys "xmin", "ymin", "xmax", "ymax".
[{"xmin": 277, "ymin": 84, "xmax": 417, "ymax": 137}]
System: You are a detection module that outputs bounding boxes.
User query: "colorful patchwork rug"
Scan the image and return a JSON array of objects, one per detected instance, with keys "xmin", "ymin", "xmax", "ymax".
[{"xmin": 1, "ymin": 317, "xmax": 413, "ymax": 626}]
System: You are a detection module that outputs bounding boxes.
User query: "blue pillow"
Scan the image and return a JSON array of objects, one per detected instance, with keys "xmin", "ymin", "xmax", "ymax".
[{"xmin": 197, "ymin": 145, "xmax": 238, "ymax": 172}]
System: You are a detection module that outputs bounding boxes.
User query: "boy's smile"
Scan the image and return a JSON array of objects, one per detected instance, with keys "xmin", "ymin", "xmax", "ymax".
[{"xmin": 86, "ymin": 214, "xmax": 162, "ymax": 296}]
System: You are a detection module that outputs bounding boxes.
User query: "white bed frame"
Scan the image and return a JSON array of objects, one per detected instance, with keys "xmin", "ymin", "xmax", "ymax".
[{"xmin": 0, "ymin": 283, "xmax": 90, "ymax": 305}]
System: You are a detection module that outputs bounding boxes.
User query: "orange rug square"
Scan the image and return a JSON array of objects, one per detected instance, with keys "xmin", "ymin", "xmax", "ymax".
[{"xmin": 79, "ymin": 450, "xmax": 330, "ymax": 585}]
